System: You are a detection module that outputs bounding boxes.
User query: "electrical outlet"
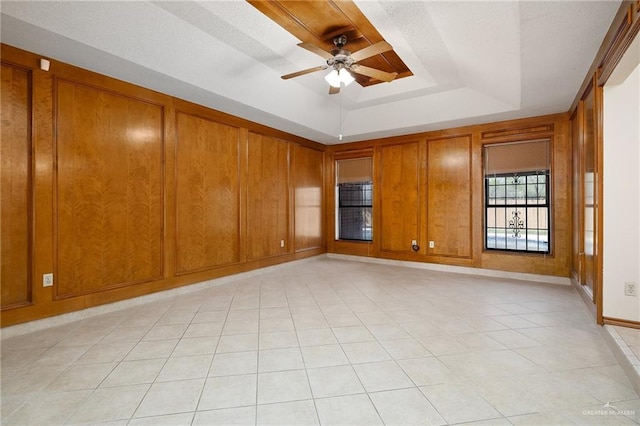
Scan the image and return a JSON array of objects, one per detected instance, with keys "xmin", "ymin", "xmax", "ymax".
[
  {"xmin": 625, "ymin": 282, "xmax": 637, "ymax": 297},
  {"xmin": 280, "ymin": 240, "xmax": 285, "ymax": 248},
  {"xmin": 43, "ymin": 273, "xmax": 53, "ymax": 287},
  {"xmin": 429, "ymin": 241, "xmax": 435, "ymax": 248}
]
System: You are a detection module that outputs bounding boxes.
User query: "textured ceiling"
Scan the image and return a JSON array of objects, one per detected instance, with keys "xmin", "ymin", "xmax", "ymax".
[{"xmin": 0, "ymin": 1, "xmax": 620, "ymax": 145}]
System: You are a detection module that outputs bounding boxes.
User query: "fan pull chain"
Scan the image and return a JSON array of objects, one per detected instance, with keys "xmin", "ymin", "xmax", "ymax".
[{"xmin": 339, "ymin": 89, "xmax": 343, "ymax": 141}]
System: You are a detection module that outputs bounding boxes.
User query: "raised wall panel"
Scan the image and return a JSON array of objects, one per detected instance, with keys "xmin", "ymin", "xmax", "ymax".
[
  {"xmin": 293, "ymin": 144, "xmax": 323, "ymax": 252},
  {"xmin": 247, "ymin": 133, "xmax": 289, "ymax": 260},
  {"xmin": 1, "ymin": 62, "xmax": 32, "ymax": 308},
  {"xmin": 426, "ymin": 136, "xmax": 472, "ymax": 258},
  {"xmin": 175, "ymin": 112, "xmax": 240, "ymax": 273},
  {"xmin": 55, "ymin": 79, "xmax": 164, "ymax": 298},
  {"xmin": 379, "ymin": 142, "xmax": 420, "ymax": 253}
]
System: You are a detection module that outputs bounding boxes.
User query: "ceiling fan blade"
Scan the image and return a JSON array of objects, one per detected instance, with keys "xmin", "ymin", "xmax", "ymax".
[
  {"xmin": 329, "ymin": 85, "xmax": 340, "ymax": 95},
  {"xmin": 281, "ymin": 65, "xmax": 327, "ymax": 80},
  {"xmin": 297, "ymin": 42, "xmax": 334, "ymax": 60},
  {"xmin": 350, "ymin": 64, "xmax": 398, "ymax": 82},
  {"xmin": 350, "ymin": 41, "xmax": 393, "ymax": 62}
]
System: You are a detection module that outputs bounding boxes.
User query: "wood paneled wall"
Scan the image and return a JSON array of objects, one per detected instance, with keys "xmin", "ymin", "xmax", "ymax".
[
  {"xmin": 1, "ymin": 61, "xmax": 32, "ymax": 309},
  {"xmin": 175, "ymin": 111, "xmax": 241, "ymax": 274},
  {"xmin": 326, "ymin": 114, "xmax": 571, "ymax": 278},
  {"xmin": 426, "ymin": 136, "xmax": 472, "ymax": 258},
  {"xmin": 55, "ymin": 79, "xmax": 165, "ymax": 298},
  {"xmin": 378, "ymin": 142, "xmax": 422, "ymax": 254},
  {"xmin": 0, "ymin": 44, "xmax": 325, "ymax": 326},
  {"xmin": 247, "ymin": 133, "xmax": 290, "ymax": 260},
  {"xmin": 293, "ymin": 144, "xmax": 324, "ymax": 252}
]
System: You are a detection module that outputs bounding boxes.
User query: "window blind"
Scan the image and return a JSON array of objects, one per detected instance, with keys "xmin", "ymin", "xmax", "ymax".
[
  {"xmin": 484, "ymin": 139, "xmax": 550, "ymax": 175},
  {"xmin": 337, "ymin": 157, "xmax": 372, "ymax": 184}
]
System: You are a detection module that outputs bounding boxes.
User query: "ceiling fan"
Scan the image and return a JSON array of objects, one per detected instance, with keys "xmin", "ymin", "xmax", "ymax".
[{"xmin": 281, "ymin": 34, "xmax": 398, "ymax": 95}]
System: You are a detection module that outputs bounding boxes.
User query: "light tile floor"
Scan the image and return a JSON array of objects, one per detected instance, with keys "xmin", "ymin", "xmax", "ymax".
[{"xmin": 2, "ymin": 257, "xmax": 640, "ymax": 425}]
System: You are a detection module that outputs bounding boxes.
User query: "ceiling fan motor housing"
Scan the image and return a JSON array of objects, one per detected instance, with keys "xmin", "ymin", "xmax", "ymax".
[
  {"xmin": 327, "ymin": 54, "xmax": 353, "ymax": 68},
  {"xmin": 328, "ymin": 36, "xmax": 354, "ymax": 69}
]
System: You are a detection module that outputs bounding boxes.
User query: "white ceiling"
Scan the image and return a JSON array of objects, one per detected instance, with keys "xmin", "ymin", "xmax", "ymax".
[{"xmin": 0, "ymin": 1, "xmax": 620, "ymax": 145}]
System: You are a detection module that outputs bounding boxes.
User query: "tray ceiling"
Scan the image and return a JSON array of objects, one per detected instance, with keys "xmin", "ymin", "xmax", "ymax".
[
  {"xmin": 0, "ymin": 1, "xmax": 621, "ymax": 145},
  {"xmin": 248, "ymin": 0, "xmax": 413, "ymax": 88}
]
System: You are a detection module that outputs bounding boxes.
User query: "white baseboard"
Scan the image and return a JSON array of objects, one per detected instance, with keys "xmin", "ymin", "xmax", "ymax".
[
  {"xmin": 326, "ymin": 253, "xmax": 571, "ymax": 285},
  {"xmin": 601, "ymin": 325, "xmax": 640, "ymax": 395}
]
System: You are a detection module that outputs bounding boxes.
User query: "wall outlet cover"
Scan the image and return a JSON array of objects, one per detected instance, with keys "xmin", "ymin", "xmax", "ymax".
[
  {"xmin": 625, "ymin": 282, "xmax": 637, "ymax": 297},
  {"xmin": 43, "ymin": 273, "xmax": 53, "ymax": 287}
]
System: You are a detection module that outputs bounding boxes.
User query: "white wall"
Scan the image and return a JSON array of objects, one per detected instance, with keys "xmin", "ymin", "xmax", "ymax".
[{"xmin": 603, "ymin": 57, "xmax": 640, "ymax": 321}]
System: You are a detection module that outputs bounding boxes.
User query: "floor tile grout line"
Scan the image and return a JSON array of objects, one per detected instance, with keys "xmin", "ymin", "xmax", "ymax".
[
  {"xmin": 3, "ymin": 258, "xmax": 640, "ymax": 425},
  {"xmin": 127, "ymin": 289, "xmax": 233, "ymax": 422},
  {"xmin": 302, "ymin": 273, "xmax": 391, "ymax": 425},
  {"xmin": 289, "ymin": 274, "xmax": 371, "ymax": 421},
  {"xmin": 191, "ymin": 289, "xmax": 242, "ymax": 421},
  {"xmin": 285, "ymin": 282, "xmax": 323, "ymax": 426},
  {"xmin": 254, "ymin": 282, "xmax": 262, "ymax": 426}
]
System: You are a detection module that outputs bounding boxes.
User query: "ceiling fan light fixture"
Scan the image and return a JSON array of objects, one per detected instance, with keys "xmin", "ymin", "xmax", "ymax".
[
  {"xmin": 325, "ymin": 69, "xmax": 341, "ymax": 88},
  {"xmin": 339, "ymin": 68, "xmax": 355, "ymax": 86},
  {"xmin": 325, "ymin": 67, "xmax": 355, "ymax": 88}
]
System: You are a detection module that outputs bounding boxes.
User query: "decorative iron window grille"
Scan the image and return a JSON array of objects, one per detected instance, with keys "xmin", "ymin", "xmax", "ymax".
[
  {"xmin": 485, "ymin": 171, "xmax": 550, "ymax": 253},
  {"xmin": 338, "ymin": 182, "xmax": 372, "ymax": 241}
]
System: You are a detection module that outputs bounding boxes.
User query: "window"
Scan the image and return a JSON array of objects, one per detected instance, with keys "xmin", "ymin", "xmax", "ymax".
[
  {"xmin": 336, "ymin": 158, "xmax": 373, "ymax": 241},
  {"xmin": 484, "ymin": 140, "xmax": 550, "ymax": 253}
]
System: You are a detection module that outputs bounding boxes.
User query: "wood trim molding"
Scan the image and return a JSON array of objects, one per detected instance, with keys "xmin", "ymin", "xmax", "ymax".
[
  {"xmin": 598, "ymin": 5, "xmax": 637, "ymax": 85},
  {"xmin": 331, "ymin": 148, "xmax": 374, "ymax": 160},
  {"xmin": 595, "ymin": 82, "xmax": 605, "ymax": 325},
  {"xmin": 603, "ymin": 317, "xmax": 640, "ymax": 329},
  {"xmin": 481, "ymin": 125, "xmax": 554, "ymax": 141},
  {"xmin": 570, "ymin": 1, "xmax": 639, "ymax": 113}
]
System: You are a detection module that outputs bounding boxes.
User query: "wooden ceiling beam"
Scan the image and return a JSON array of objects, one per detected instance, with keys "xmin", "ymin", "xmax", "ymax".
[{"xmin": 247, "ymin": 0, "xmax": 412, "ymax": 87}]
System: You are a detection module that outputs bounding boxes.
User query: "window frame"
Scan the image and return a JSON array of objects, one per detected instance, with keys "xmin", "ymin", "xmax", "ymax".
[
  {"xmin": 483, "ymin": 139, "xmax": 552, "ymax": 255},
  {"xmin": 484, "ymin": 171, "xmax": 551, "ymax": 253},
  {"xmin": 337, "ymin": 182, "xmax": 373, "ymax": 241},
  {"xmin": 334, "ymin": 154, "xmax": 374, "ymax": 243}
]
